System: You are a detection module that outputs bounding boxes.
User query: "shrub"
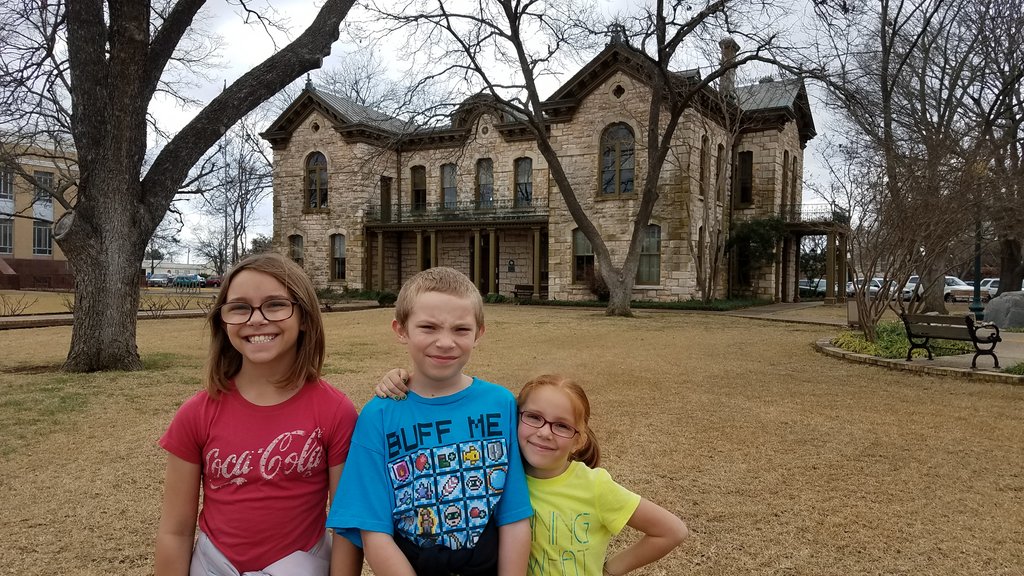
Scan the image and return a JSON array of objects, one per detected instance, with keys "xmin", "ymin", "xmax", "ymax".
[
  {"xmin": 1004, "ymin": 362, "xmax": 1024, "ymax": 376},
  {"xmin": 377, "ymin": 291, "xmax": 398, "ymax": 307},
  {"xmin": 832, "ymin": 321, "xmax": 973, "ymax": 359},
  {"xmin": 484, "ymin": 293, "xmax": 508, "ymax": 304}
]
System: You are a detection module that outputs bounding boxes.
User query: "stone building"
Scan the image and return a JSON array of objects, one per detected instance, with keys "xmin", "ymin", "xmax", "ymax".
[
  {"xmin": 263, "ymin": 39, "xmax": 819, "ymax": 302},
  {"xmin": 0, "ymin": 147, "xmax": 76, "ymax": 290}
]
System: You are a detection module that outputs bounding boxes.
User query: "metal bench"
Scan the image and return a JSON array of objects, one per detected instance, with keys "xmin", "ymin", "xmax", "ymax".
[{"xmin": 900, "ymin": 313, "xmax": 1001, "ymax": 369}]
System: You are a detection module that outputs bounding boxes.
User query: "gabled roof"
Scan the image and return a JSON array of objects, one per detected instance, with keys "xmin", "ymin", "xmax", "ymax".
[
  {"xmin": 735, "ymin": 77, "xmax": 817, "ymax": 145},
  {"xmin": 261, "ymin": 84, "xmax": 413, "ymax": 149}
]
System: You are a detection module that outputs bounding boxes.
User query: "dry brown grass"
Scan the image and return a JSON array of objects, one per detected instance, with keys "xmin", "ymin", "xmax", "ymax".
[
  {"xmin": 0, "ymin": 289, "xmax": 219, "ymax": 315},
  {"xmin": 1, "ymin": 305, "xmax": 1022, "ymax": 575}
]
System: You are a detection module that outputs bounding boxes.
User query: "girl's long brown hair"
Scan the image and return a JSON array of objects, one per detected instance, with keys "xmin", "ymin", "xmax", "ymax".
[
  {"xmin": 204, "ymin": 252, "xmax": 324, "ymax": 398},
  {"xmin": 517, "ymin": 374, "xmax": 601, "ymax": 468}
]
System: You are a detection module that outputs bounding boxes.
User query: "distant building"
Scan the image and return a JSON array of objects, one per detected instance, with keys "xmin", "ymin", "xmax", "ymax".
[
  {"xmin": 264, "ymin": 38, "xmax": 831, "ymax": 302},
  {"xmin": 0, "ymin": 147, "xmax": 76, "ymax": 290},
  {"xmin": 141, "ymin": 260, "xmax": 213, "ymax": 277}
]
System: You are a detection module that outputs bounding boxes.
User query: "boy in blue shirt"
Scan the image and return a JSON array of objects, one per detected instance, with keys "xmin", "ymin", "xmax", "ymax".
[{"xmin": 327, "ymin": 267, "xmax": 532, "ymax": 575}]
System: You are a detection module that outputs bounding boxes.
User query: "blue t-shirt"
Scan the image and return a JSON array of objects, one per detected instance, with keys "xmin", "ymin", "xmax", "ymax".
[{"xmin": 327, "ymin": 377, "xmax": 532, "ymax": 550}]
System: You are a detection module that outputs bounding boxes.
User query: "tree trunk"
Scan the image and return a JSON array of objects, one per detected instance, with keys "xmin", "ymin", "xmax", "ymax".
[
  {"xmin": 58, "ymin": 176, "xmax": 153, "ymax": 372},
  {"xmin": 605, "ymin": 271, "xmax": 633, "ymax": 317}
]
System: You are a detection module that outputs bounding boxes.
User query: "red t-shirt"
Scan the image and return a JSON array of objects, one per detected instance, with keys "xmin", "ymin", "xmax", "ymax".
[{"xmin": 160, "ymin": 379, "xmax": 357, "ymax": 571}]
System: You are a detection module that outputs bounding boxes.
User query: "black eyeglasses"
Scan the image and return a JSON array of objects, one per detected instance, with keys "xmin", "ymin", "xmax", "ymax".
[
  {"xmin": 519, "ymin": 411, "xmax": 579, "ymax": 439},
  {"xmin": 218, "ymin": 299, "xmax": 297, "ymax": 325}
]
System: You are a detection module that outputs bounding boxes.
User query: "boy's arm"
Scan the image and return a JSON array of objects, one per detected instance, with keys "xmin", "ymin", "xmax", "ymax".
[
  {"xmin": 375, "ymin": 368, "xmax": 410, "ymax": 399},
  {"xmin": 602, "ymin": 499, "xmax": 688, "ymax": 576},
  {"xmin": 328, "ymin": 463, "xmax": 363, "ymax": 576},
  {"xmin": 497, "ymin": 518, "xmax": 531, "ymax": 576},
  {"xmin": 362, "ymin": 531, "xmax": 416, "ymax": 576}
]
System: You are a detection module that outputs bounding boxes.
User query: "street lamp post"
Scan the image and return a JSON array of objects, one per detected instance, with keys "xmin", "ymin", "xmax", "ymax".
[{"xmin": 969, "ymin": 218, "xmax": 984, "ymax": 320}]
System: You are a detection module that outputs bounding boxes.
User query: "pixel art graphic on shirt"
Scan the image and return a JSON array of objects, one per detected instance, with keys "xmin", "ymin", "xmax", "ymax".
[{"xmin": 389, "ymin": 438, "xmax": 509, "ymax": 549}]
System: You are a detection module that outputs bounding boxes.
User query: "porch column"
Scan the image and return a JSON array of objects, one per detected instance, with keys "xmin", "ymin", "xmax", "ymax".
[
  {"xmin": 488, "ymin": 228, "xmax": 496, "ymax": 294},
  {"xmin": 532, "ymin": 227, "xmax": 541, "ymax": 299},
  {"xmin": 416, "ymin": 231, "xmax": 424, "ymax": 272},
  {"xmin": 838, "ymin": 231, "xmax": 849, "ymax": 303},
  {"xmin": 376, "ymin": 231, "xmax": 384, "ymax": 291},
  {"xmin": 825, "ymin": 230, "xmax": 837, "ymax": 305},
  {"xmin": 473, "ymin": 229, "xmax": 481, "ymax": 289},
  {"xmin": 430, "ymin": 230, "xmax": 438, "ymax": 267}
]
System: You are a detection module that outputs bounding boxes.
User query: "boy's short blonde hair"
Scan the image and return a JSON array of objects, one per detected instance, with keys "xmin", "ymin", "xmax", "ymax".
[{"xmin": 394, "ymin": 267, "xmax": 485, "ymax": 330}]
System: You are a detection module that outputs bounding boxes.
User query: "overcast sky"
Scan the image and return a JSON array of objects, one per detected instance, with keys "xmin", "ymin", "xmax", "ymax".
[{"xmin": 158, "ymin": 0, "xmax": 834, "ymax": 254}]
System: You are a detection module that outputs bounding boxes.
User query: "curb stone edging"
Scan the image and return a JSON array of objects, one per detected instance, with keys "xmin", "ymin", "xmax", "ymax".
[{"xmin": 814, "ymin": 338, "xmax": 1023, "ymax": 386}]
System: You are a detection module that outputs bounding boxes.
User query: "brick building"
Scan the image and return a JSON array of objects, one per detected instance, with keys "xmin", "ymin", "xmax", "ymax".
[
  {"xmin": 263, "ymin": 39, "xmax": 818, "ymax": 302},
  {"xmin": 0, "ymin": 148, "xmax": 76, "ymax": 290}
]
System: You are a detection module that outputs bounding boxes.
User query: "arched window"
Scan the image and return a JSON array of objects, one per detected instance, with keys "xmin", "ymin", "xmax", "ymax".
[
  {"xmin": 572, "ymin": 228, "xmax": 594, "ymax": 283},
  {"xmin": 716, "ymin": 143, "xmax": 726, "ymax": 203},
  {"xmin": 699, "ymin": 135, "xmax": 709, "ymax": 198},
  {"xmin": 476, "ymin": 158, "xmax": 494, "ymax": 209},
  {"xmin": 636, "ymin": 224, "xmax": 661, "ymax": 285},
  {"xmin": 411, "ymin": 165, "xmax": 427, "ymax": 211},
  {"xmin": 331, "ymin": 234, "xmax": 346, "ymax": 280},
  {"xmin": 306, "ymin": 152, "xmax": 328, "ymax": 209},
  {"xmin": 514, "ymin": 157, "xmax": 533, "ymax": 206},
  {"xmin": 288, "ymin": 234, "xmax": 304, "ymax": 268},
  {"xmin": 600, "ymin": 123, "xmax": 635, "ymax": 195},
  {"xmin": 441, "ymin": 163, "xmax": 457, "ymax": 209}
]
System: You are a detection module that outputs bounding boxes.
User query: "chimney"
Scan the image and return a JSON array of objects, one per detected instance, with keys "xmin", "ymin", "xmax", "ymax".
[{"xmin": 719, "ymin": 37, "xmax": 739, "ymax": 97}]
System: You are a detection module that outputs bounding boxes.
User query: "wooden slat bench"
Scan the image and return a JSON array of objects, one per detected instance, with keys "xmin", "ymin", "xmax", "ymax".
[
  {"xmin": 512, "ymin": 284, "xmax": 547, "ymax": 301},
  {"xmin": 900, "ymin": 313, "xmax": 1001, "ymax": 369}
]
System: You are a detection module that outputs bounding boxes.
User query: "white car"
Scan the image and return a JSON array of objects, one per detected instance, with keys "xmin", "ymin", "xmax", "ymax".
[{"xmin": 901, "ymin": 275, "xmax": 976, "ymax": 302}]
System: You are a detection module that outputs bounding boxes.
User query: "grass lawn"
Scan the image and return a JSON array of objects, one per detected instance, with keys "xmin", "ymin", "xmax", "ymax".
[{"xmin": 0, "ymin": 305, "xmax": 1021, "ymax": 575}]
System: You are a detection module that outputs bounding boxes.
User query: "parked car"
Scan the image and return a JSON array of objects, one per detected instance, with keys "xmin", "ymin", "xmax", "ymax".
[
  {"xmin": 205, "ymin": 274, "xmax": 223, "ymax": 288},
  {"xmin": 798, "ymin": 278, "xmax": 828, "ymax": 297},
  {"xmin": 172, "ymin": 274, "xmax": 206, "ymax": 288},
  {"xmin": 847, "ymin": 277, "xmax": 898, "ymax": 299},
  {"xmin": 978, "ymin": 277, "xmax": 999, "ymax": 299},
  {"xmin": 903, "ymin": 275, "xmax": 976, "ymax": 302},
  {"xmin": 147, "ymin": 273, "xmax": 171, "ymax": 287}
]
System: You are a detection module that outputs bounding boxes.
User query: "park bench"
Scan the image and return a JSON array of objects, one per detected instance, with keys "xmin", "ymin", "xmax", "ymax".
[
  {"xmin": 512, "ymin": 283, "xmax": 547, "ymax": 301},
  {"xmin": 900, "ymin": 313, "xmax": 1001, "ymax": 369}
]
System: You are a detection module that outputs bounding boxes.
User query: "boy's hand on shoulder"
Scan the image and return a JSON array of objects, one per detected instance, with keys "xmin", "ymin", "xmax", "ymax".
[{"xmin": 375, "ymin": 368, "xmax": 411, "ymax": 400}]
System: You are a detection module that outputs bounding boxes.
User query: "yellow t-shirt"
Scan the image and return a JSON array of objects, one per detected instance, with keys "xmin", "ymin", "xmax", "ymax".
[{"xmin": 526, "ymin": 461, "xmax": 642, "ymax": 576}]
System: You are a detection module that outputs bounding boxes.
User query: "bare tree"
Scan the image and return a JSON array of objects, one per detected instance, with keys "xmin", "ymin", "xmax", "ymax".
[
  {"xmin": 361, "ymin": 0, "xmax": 791, "ymax": 315},
  {"xmin": 0, "ymin": 0, "xmax": 355, "ymax": 371},
  {"xmin": 193, "ymin": 115, "xmax": 273, "ymax": 268},
  {"xmin": 145, "ymin": 211, "xmax": 184, "ymax": 275},
  {"xmin": 815, "ymin": 0, "xmax": 1022, "ymax": 323}
]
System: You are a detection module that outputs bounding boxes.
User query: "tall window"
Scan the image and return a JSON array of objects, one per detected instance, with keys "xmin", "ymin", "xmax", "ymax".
[
  {"xmin": 791, "ymin": 157, "xmax": 798, "ymax": 205},
  {"xmin": 782, "ymin": 150, "xmax": 790, "ymax": 207},
  {"xmin": 601, "ymin": 123, "xmax": 635, "ymax": 195},
  {"xmin": 331, "ymin": 234, "xmax": 346, "ymax": 280},
  {"xmin": 306, "ymin": 152, "xmax": 328, "ymax": 209},
  {"xmin": 0, "ymin": 218, "xmax": 11, "ymax": 254},
  {"xmin": 441, "ymin": 163, "xmax": 457, "ymax": 209},
  {"xmin": 572, "ymin": 228, "xmax": 594, "ymax": 283},
  {"xmin": 636, "ymin": 224, "xmax": 661, "ymax": 285},
  {"xmin": 289, "ymin": 234, "xmax": 304, "ymax": 267},
  {"xmin": 735, "ymin": 151, "xmax": 753, "ymax": 205},
  {"xmin": 411, "ymin": 165, "xmax": 427, "ymax": 211},
  {"xmin": 0, "ymin": 168, "xmax": 12, "ymax": 254},
  {"xmin": 0, "ymin": 168, "xmax": 13, "ymax": 200},
  {"xmin": 699, "ymin": 135, "xmax": 709, "ymax": 198},
  {"xmin": 32, "ymin": 171, "xmax": 53, "ymax": 255},
  {"xmin": 514, "ymin": 157, "xmax": 533, "ymax": 206},
  {"xmin": 716, "ymin": 144, "xmax": 726, "ymax": 203},
  {"xmin": 476, "ymin": 158, "xmax": 494, "ymax": 209},
  {"xmin": 33, "ymin": 220, "xmax": 52, "ymax": 255}
]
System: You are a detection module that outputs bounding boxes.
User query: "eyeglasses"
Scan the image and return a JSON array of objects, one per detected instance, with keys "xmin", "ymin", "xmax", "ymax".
[
  {"xmin": 519, "ymin": 411, "xmax": 579, "ymax": 439},
  {"xmin": 218, "ymin": 299, "xmax": 297, "ymax": 325}
]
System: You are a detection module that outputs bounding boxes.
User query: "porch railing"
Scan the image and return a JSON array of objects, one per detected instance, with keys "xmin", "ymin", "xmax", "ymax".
[
  {"xmin": 780, "ymin": 203, "xmax": 850, "ymax": 225},
  {"xmin": 365, "ymin": 197, "xmax": 549, "ymax": 224}
]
